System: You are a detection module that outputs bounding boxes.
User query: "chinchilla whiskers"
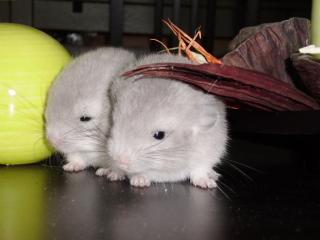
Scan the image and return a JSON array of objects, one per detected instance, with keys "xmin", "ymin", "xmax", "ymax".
[
  {"xmin": 146, "ymin": 151, "xmax": 186, "ymax": 160},
  {"xmin": 144, "ymin": 145, "xmax": 191, "ymax": 158},
  {"xmin": 78, "ymin": 125, "xmax": 107, "ymax": 141},
  {"xmin": 217, "ymin": 179, "xmax": 236, "ymax": 195},
  {"xmin": 140, "ymin": 155, "xmax": 181, "ymax": 168},
  {"xmin": 215, "ymin": 182, "xmax": 232, "ymax": 200},
  {"xmin": 62, "ymin": 126, "xmax": 82, "ymax": 138},
  {"xmin": 137, "ymin": 139, "xmax": 166, "ymax": 154},
  {"xmin": 82, "ymin": 131, "xmax": 107, "ymax": 145},
  {"xmin": 226, "ymin": 159, "xmax": 263, "ymax": 173},
  {"xmin": 92, "ymin": 123, "xmax": 106, "ymax": 137},
  {"xmin": 63, "ymin": 126, "xmax": 106, "ymax": 145},
  {"xmin": 78, "ymin": 149, "xmax": 108, "ymax": 154},
  {"xmin": 143, "ymin": 148, "xmax": 187, "ymax": 162},
  {"xmin": 137, "ymin": 132, "xmax": 174, "ymax": 154},
  {"xmin": 150, "ymin": 146, "xmax": 190, "ymax": 154},
  {"xmin": 67, "ymin": 134, "xmax": 106, "ymax": 147},
  {"xmin": 224, "ymin": 161, "xmax": 253, "ymax": 182},
  {"xmin": 91, "ymin": 131, "xmax": 107, "ymax": 142},
  {"xmin": 81, "ymin": 129, "xmax": 104, "ymax": 139}
]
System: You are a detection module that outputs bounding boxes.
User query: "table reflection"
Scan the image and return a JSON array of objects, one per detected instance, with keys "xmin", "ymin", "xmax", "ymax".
[
  {"xmin": 0, "ymin": 166, "xmax": 47, "ymax": 240},
  {"xmin": 0, "ymin": 166, "xmax": 228, "ymax": 240}
]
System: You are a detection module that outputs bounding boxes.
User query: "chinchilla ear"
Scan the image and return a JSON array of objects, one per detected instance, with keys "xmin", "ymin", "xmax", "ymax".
[
  {"xmin": 191, "ymin": 110, "xmax": 219, "ymax": 136},
  {"xmin": 200, "ymin": 110, "xmax": 219, "ymax": 129},
  {"xmin": 197, "ymin": 95, "xmax": 226, "ymax": 131}
]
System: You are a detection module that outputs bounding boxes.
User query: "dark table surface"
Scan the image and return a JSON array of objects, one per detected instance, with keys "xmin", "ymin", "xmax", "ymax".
[{"xmin": 1, "ymin": 136, "xmax": 319, "ymax": 240}]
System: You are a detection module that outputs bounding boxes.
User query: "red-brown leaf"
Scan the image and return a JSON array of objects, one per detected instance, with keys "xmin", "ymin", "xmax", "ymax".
[
  {"xmin": 222, "ymin": 18, "xmax": 310, "ymax": 86},
  {"xmin": 124, "ymin": 63, "xmax": 320, "ymax": 111}
]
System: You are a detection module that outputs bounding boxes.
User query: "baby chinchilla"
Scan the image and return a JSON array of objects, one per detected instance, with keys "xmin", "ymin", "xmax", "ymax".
[
  {"xmin": 101, "ymin": 53, "xmax": 228, "ymax": 188},
  {"xmin": 45, "ymin": 47, "xmax": 136, "ymax": 173}
]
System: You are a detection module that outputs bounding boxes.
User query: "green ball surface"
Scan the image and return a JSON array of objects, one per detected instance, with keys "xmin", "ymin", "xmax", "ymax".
[{"xmin": 0, "ymin": 23, "xmax": 71, "ymax": 165}]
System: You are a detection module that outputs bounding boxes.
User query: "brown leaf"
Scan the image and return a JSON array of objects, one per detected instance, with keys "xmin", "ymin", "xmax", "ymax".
[
  {"xmin": 124, "ymin": 63, "xmax": 320, "ymax": 111},
  {"xmin": 222, "ymin": 18, "xmax": 310, "ymax": 86}
]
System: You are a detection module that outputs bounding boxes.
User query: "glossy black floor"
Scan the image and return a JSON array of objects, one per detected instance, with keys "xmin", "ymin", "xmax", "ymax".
[{"xmin": 1, "ymin": 134, "xmax": 319, "ymax": 240}]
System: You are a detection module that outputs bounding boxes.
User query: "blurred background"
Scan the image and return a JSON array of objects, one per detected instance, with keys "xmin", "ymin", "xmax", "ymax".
[{"xmin": 0, "ymin": 0, "xmax": 312, "ymax": 56}]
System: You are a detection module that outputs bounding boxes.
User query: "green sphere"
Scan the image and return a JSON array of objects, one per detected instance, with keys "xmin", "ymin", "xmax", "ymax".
[{"xmin": 0, "ymin": 23, "xmax": 71, "ymax": 165}]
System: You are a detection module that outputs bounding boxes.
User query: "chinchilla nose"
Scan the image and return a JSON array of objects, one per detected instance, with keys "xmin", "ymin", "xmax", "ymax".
[
  {"xmin": 117, "ymin": 155, "xmax": 131, "ymax": 168},
  {"xmin": 46, "ymin": 131, "xmax": 64, "ymax": 148},
  {"xmin": 51, "ymin": 137, "xmax": 64, "ymax": 147}
]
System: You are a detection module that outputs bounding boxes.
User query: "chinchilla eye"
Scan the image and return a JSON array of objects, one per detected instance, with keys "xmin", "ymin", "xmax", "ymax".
[
  {"xmin": 153, "ymin": 131, "xmax": 165, "ymax": 140},
  {"xmin": 80, "ymin": 115, "xmax": 92, "ymax": 122}
]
